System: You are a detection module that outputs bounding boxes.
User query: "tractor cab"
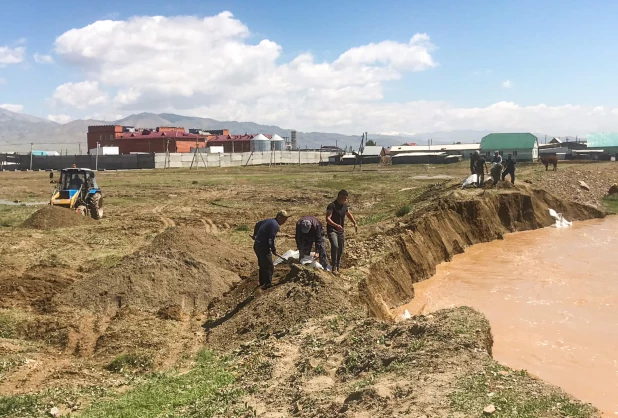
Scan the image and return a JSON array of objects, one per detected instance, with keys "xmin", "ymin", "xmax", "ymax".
[{"xmin": 49, "ymin": 168, "xmax": 103, "ymax": 219}]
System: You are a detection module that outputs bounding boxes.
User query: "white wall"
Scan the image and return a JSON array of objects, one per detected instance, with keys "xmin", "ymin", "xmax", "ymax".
[{"xmin": 153, "ymin": 150, "xmax": 335, "ymax": 169}]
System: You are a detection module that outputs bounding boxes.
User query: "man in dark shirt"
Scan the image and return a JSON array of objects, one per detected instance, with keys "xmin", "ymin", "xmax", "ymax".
[
  {"xmin": 474, "ymin": 155, "xmax": 488, "ymax": 186},
  {"xmin": 326, "ymin": 190, "xmax": 358, "ymax": 274},
  {"xmin": 252, "ymin": 210, "xmax": 290, "ymax": 289},
  {"xmin": 295, "ymin": 216, "xmax": 328, "ymax": 268},
  {"xmin": 502, "ymin": 154, "xmax": 517, "ymax": 184},
  {"xmin": 470, "ymin": 151, "xmax": 479, "ymax": 175}
]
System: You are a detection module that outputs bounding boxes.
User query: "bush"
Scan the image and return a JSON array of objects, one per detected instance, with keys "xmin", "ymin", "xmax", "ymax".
[{"xmin": 395, "ymin": 204, "xmax": 411, "ymax": 217}]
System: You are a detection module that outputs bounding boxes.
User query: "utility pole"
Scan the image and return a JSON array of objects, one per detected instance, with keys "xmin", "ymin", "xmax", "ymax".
[
  {"xmin": 95, "ymin": 142, "xmax": 100, "ymax": 171},
  {"xmin": 79, "ymin": 143, "xmax": 81, "ymax": 155},
  {"xmin": 29, "ymin": 143, "xmax": 33, "ymax": 170}
]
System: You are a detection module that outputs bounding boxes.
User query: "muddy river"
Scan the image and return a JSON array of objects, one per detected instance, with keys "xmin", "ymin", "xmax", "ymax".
[{"xmin": 394, "ymin": 215, "xmax": 618, "ymax": 415}]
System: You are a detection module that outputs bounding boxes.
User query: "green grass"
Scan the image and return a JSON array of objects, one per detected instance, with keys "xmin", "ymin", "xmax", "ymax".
[
  {"xmin": 0, "ymin": 309, "xmax": 29, "ymax": 339},
  {"xmin": 233, "ymin": 224, "xmax": 250, "ymax": 232},
  {"xmin": 81, "ymin": 350, "xmax": 241, "ymax": 418},
  {"xmin": 105, "ymin": 352, "xmax": 154, "ymax": 374},
  {"xmin": 449, "ymin": 363, "xmax": 598, "ymax": 418},
  {"xmin": 358, "ymin": 211, "xmax": 390, "ymax": 226},
  {"xmin": 602, "ymin": 195, "xmax": 618, "ymax": 214},
  {"xmin": 395, "ymin": 204, "xmax": 412, "ymax": 217},
  {"xmin": 0, "ymin": 394, "xmax": 41, "ymax": 417},
  {"xmin": 0, "ymin": 205, "xmax": 36, "ymax": 227}
]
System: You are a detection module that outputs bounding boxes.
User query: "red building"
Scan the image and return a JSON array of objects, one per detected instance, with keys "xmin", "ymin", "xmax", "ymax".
[{"xmin": 87, "ymin": 125, "xmax": 209, "ymax": 154}]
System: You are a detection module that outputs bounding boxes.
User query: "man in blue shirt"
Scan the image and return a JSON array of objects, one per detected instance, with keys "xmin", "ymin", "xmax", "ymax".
[{"xmin": 252, "ymin": 210, "xmax": 290, "ymax": 289}]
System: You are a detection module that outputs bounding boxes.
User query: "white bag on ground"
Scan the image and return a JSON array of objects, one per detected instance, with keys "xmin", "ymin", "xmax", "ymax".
[
  {"xmin": 548, "ymin": 208, "xmax": 572, "ymax": 228},
  {"xmin": 273, "ymin": 249, "xmax": 299, "ymax": 265},
  {"xmin": 462, "ymin": 174, "xmax": 478, "ymax": 189}
]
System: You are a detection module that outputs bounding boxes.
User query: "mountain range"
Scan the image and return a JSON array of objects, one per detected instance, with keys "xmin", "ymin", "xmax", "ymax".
[{"xmin": 0, "ymin": 108, "xmax": 573, "ymax": 153}]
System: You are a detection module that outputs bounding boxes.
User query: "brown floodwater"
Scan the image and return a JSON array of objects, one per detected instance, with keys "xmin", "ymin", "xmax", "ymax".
[{"xmin": 394, "ymin": 215, "xmax": 618, "ymax": 415}]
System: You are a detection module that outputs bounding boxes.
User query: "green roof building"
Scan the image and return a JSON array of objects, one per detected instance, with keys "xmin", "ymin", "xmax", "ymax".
[
  {"xmin": 587, "ymin": 133, "xmax": 618, "ymax": 154},
  {"xmin": 480, "ymin": 133, "xmax": 539, "ymax": 161}
]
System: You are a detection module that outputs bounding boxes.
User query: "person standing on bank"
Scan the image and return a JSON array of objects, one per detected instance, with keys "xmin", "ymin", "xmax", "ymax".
[
  {"xmin": 474, "ymin": 154, "xmax": 489, "ymax": 187},
  {"xmin": 326, "ymin": 190, "xmax": 358, "ymax": 274},
  {"xmin": 252, "ymin": 210, "xmax": 290, "ymax": 289},
  {"xmin": 502, "ymin": 154, "xmax": 517, "ymax": 184},
  {"xmin": 470, "ymin": 150, "xmax": 480, "ymax": 175},
  {"xmin": 295, "ymin": 216, "xmax": 328, "ymax": 268}
]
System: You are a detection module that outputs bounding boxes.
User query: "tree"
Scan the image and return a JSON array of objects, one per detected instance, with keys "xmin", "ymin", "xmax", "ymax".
[{"xmin": 365, "ymin": 139, "xmax": 377, "ymax": 146}]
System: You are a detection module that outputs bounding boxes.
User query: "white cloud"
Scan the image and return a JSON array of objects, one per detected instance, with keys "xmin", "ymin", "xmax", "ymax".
[
  {"xmin": 0, "ymin": 46, "xmax": 25, "ymax": 66},
  {"xmin": 502, "ymin": 79, "xmax": 513, "ymax": 88},
  {"xmin": 47, "ymin": 114, "xmax": 73, "ymax": 124},
  {"xmin": 0, "ymin": 104, "xmax": 24, "ymax": 113},
  {"xmin": 51, "ymin": 81, "xmax": 109, "ymax": 109},
  {"xmin": 33, "ymin": 53, "xmax": 54, "ymax": 64},
  {"xmin": 50, "ymin": 12, "xmax": 618, "ymax": 137}
]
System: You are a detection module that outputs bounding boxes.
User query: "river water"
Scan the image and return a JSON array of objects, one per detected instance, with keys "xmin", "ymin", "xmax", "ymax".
[{"xmin": 394, "ymin": 216, "xmax": 618, "ymax": 415}]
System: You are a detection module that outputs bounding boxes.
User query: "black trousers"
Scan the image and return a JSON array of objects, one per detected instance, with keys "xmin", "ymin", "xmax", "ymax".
[
  {"xmin": 502, "ymin": 168, "xmax": 515, "ymax": 184},
  {"xmin": 253, "ymin": 243, "xmax": 273, "ymax": 286}
]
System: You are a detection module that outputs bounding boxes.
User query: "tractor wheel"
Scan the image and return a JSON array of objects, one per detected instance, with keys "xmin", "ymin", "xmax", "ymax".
[
  {"xmin": 76, "ymin": 205, "xmax": 88, "ymax": 216},
  {"xmin": 89, "ymin": 193, "xmax": 103, "ymax": 220}
]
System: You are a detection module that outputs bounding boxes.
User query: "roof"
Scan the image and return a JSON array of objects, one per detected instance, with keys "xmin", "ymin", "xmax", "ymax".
[
  {"xmin": 587, "ymin": 132, "xmax": 618, "ymax": 148},
  {"xmin": 480, "ymin": 133, "xmax": 538, "ymax": 150},
  {"xmin": 390, "ymin": 144, "xmax": 480, "ymax": 153},
  {"xmin": 392, "ymin": 152, "xmax": 447, "ymax": 157},
  {"xmin": 208, "ymin": 134, "xmax": 273, "ymax": 142},
  {"xmin": 550, "ymin": 137, "xmax": 562, "ymax": 143},
  {"xmin": 253, "ymin": 134, "xmax": 270, "ymax": 141},
  {"xmin": 271, "ymin": 134, "xmax": 285, "ymax": 142},
  {"xmin": 359, "ymin": 146, "xmax": 384, "ymax": 156},
  {"xmin": 61, "ymin": 168, "xmax": 95, "ymax": 172},
  {"xmin": 117, "ymin": 131, "xmax": 203, "ymax": 140}
]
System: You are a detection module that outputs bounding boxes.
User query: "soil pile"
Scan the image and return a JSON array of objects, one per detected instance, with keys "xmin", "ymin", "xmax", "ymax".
[
  {"xmin": 534, "ymin": 164, "xmax": 618, "ymax": 208},
  {"xmin": 57, "ymin": 226, "xmax": 244, "ymax": 314},
  {"xmin": 0, "ymin": 266, "xmax": 78, "ymax": 311},
  {"xmin": 229, "ymin": 306, "xmax": 598, "ymax": 417},
  {"xmin": 205, "ymin": 265, "xmax": 352, "ymax": 349},
  {"xmin": 362, "ymin": 185, "xmax": 605, "ymax": 318},
  {"xmin": 21, "ymin": 206, "xmax": 93, "ymax": 229}
]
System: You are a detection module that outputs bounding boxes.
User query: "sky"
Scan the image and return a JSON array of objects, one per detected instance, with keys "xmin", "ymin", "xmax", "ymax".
[{"xmin": 1, "ymin": 0, "xmax": 618, "ymax": 135}]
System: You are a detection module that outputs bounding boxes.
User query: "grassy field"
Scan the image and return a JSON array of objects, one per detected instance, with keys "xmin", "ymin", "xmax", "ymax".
[{"xmin": 0, "ymin": 160, "xmax": 614, "ymax": 417}]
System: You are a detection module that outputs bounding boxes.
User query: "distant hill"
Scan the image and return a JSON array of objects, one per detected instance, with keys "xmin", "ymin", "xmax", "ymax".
[{"xmin": 0, "ymin": 109, "xmax": 566, "ymax": 153}]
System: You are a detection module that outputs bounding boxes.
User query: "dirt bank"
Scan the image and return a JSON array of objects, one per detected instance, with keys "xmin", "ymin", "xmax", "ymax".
[
  {"xmin": 206, "ymin": 265, "xmax": 352, "ymax": 349},
  {"xmin": 361, "ymin": 184, "xmax": 605, "ymax": 318}
]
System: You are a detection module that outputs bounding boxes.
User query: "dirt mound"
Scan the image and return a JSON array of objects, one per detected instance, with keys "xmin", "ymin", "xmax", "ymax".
[
  {"xmin": 230, "ymin": 307, "xmax": 598, "ymax": 417},
  {"xmin": 57, "ymin": 226, "xmax": 244, "ymax": 314},
  {"xmin": 21, "ymin": 206, "xmax": 93, "ymax": 229},
  {"xmin": 362, "ymin": 185, "xmax": 606, "ymax": 318},
  {"xmin": 205, "ymin": 265, "xmax": 352, "ymax": 349},
  {"xmin": 0, "ymin": 266, "xmax": 78, "ymax": 311}
]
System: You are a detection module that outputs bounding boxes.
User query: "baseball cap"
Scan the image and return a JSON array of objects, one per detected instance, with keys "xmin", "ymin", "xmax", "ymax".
[
  {"xmin": 300, "ymin": 219, "xmax": 311, "ymax": 234},
  {"xmin": 494, "ymin": 150, "xmax": 499, "ymax": 153},
  {"xmin": 277, "ymin": 210, "xmax": 290, "ymax": 218}
]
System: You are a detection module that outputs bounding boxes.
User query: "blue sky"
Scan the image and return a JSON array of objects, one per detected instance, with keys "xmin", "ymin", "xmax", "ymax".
[{"xmin": 2, "ymin": 0, "xmax": 618, "ymax": 134}]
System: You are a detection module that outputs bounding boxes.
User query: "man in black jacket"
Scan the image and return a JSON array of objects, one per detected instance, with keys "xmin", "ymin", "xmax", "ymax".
[
  {"xmin": 252, "ymin": 210, "xmax": 290, "ymax": 289},
  {"xmin": 295, "ymin": 216, "xmax": 328, "ymax": 268},
  {"xmin": 502, "ymin": 154, "xmax": 517, "ymax": 184}
]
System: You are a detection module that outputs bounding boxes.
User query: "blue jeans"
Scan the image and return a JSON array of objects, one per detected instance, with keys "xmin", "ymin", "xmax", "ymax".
[{"xmin": 328, "ymin": 231, "xmax": 345, "ymax": 268}]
